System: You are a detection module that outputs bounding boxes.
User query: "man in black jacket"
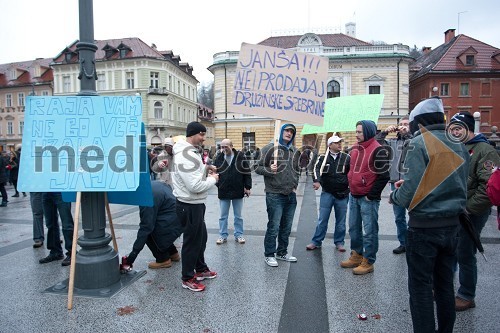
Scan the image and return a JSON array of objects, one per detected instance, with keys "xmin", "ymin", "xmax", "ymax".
[
  {"xmin": 213, "ymin": 139, "xmax": 252, "ymax": 245},
  {"xmin": 306, "ymin": 136, "xmax": 350, "ymax": 252},
  {"xmin": 122, "ymin": 181, "xmax": 183, "ymax": 270}
]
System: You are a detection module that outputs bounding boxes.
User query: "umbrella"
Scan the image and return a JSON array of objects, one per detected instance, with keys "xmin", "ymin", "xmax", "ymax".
[{"xmin": 459, "ymin": 212, "xmax": 487, "ymax": 261}]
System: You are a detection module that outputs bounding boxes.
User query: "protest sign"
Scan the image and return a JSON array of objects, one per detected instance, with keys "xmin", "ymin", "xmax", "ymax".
[
  {"xmin": 232, "ymin": 43, "xmax": 329, "ymax": 126},
  {"xmin": 300, "ymin": 94, "xmax": 384, "ymax": 135},
  {"xmin": 18, "ymin": 96, "xmax": 142, "ymax": 192}
]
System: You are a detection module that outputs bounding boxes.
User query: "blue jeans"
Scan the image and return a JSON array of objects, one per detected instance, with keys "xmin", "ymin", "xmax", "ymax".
[
  {"xmin": 30, "ymin": 192, "xmax": 44, "ymax": 242},
  {"xmin": 264, "ymin": 192, "xmax": 297, "ymax": 257},
  {"xmin": 311, "ymin": 191, "xmax": 348, "ymax": 246},
  {"xmin": 457, "ymin": 210, "xmax": 490, "ymax": 301},
  {"xmin": 406, "ymin": 225, "xmax": 458, "ymax": 333},
  {"xmin": 348, "ymin": 195, "xmax": 380, "ymax": 264},
  {"xmin": 390, "ymin": 183, "xmax": 408, "ymax": 246},
  {"xmin": 218, "ymin": 198, "xmax": 244, "ymax": 238},
  {"xmin": 42, "ymin": 192, "xmax": 74, "ymax": 256}
]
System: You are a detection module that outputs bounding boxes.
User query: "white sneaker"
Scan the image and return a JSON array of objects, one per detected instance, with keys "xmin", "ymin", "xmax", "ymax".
[
  {"xmin": 276, "ymin": 254, "xmax": 297, "ymax": 262},
  {"xmin": 265, "ymin": 257, "xmax": 278, "ymax": 267},
  {"xmin": 216, "ymin": 237, "xmax": 227, "ymax": 245},
  {"xmin": 235, "ymin": 236, "xmax": 246, "ymax": 244}
]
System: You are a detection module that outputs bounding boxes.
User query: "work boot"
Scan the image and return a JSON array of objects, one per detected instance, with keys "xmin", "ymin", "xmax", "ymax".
[
  {"xmin": 340, "ymin": 251, "xmax": 363, "ymax": 268},
  {"xmin": 353, "ymin": 257, "xmax": 374, "ymax": 275},
  {"xmin": 455, "ymin": 296, "xmax": 476, "ymax": 311},
  {"xmin": 170, "ymin": 253, "xmax": 181, "ymax": 262},
  {"xmin": 148, "ymin": 259, "xmax": 172, "ymax": 269}
]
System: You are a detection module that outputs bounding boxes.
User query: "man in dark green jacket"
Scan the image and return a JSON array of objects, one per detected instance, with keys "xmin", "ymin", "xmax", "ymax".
[{"xmin": 448, "ymin": 111, "xmax": 500, "ymax": 311}]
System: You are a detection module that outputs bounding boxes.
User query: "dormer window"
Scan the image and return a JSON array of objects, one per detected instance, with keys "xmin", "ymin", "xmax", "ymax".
[
  {"xmin": 465, "ymin": 55, "xmax": 475, "ymax": 66},
  {"xmin": 119, "ymin": 49, "xmax": 127, "ymax": 58},
  {"xmin": 65, "ymin": 53, "xmax": 73, "ymax": 62}
]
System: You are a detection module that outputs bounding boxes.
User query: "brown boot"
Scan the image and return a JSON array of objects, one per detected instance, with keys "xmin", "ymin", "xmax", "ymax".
[
  {"xmin": 148, "ymin": 259, "xmax": 172, "ymax": 269},
  {"xmin": 340, "ymin": 251, "xmax": 363, "ymax": 268},
  {"xmin": 170, "ymin": 253, "xmax": 181, "ymax": 262},
  {"xmin": 455, "ymin": 296, "xmax": 475, "ymax": 311},
  {"xmin": 353, "ymin": 257, "xmax": 374, "ymax": 275}
]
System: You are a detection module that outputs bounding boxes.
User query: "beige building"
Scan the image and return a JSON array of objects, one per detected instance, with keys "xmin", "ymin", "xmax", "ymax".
[
  {"xmin": 0, "ymin": 58, "xmax": 53, "ymax": 152},
  {"xmin": 51, "ymin": 38, "xmax": 201, "ymax": 146},
  {"xmin": 208, "ymin": 24, "xmax": 412, "ymax": 152}
]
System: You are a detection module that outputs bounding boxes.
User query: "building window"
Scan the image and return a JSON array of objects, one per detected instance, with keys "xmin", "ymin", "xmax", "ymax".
[
  {"xmin": 327, "ymin": 80, "xmax": 340, "ymax": 98},
  {"xmin": 19, "ymin": 121, "xmax": 24, "ymax": 135},
  {"xmin": 369, "ymin": 85, "xmax": 381, "ymax": 94},
  {"xmin": 481, "ymin": 82, "xmax": 491, "ymax": 96},
  {"xmin": 168, "ymin": 75, "xmax": 172, "ymax": 91},
  {"xmin": 18, "ymin": 93, "xmax": 25, "ymax": 106},
  {"xmin": 465, "ymin": 55, "xmax": 474, "ymax": 66},
  {"xmin": 459, "ymin": 83, "xmax": 470, "ymax": 96},
  {"xmin": 65, "ymin": 53, "xmax": 72, "ymax": 62},
  {"xmin": 168, "ymin": 103, "xmax": 173, "ymax": 120},
  {"xmin": 150, "ymin": 72, "xmax": 159, "ymax": 89},
  {"xmin": 177, "ymin": 106, "xmax": 180, "ymax": 120},
  {"xmin": 6, "ymin": 94, "xmax": 12, "ymax": 107},
  {"xmin": 183, "ymin": 83, "xmax": 186, "ymax": 97},
  {"xmin": 63, "ymin": 75, "xmax": 71, "ymax": 93},
  {"xmin": 42, "ymin": 90, "xmax": 49, "ymax": 96},
  {"xmin": 7, "ymin": 121, "xmax": 13, "ymax": 135},
  {"xmin": 97, "ymin": 73, "xmax": 106, "ymax": 91},
  {"xmin": 126, "ymin": 72, "xmax": 134, "ymax": 89},
  {"xmin": 119, "ymin": 49, "xmax": 127, "ymax": 58},
  {"xmin": 154, "ymin": 101, "xmax": 163, "ymax": 119},
  {"xmin": 177, "ymin": 80, "xmax": 180, "ymax": 95},
  {"xmin": 440, "ymin": 83, "xmax": 450, "ymax": 96},
  {"xmin": 242, "ymin": 132, "xmax": 256, "ymax": 151}
]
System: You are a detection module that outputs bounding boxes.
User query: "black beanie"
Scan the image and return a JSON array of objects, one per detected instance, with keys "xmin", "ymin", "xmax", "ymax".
[
  {"xmin": 449, "ymin": 111, "xmax": 475, "ymax": 132},
  {"xmin": 186, "ymin": 121, "xmax": 207, "ymax": 137}
]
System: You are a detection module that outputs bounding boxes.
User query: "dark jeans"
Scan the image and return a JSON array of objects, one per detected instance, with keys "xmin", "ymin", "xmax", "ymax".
[
  {"xmin": 30, "ymin": 192, "xmax": 44, "ymax": 242},
  {"xmin": 406, "ymin": 225, "xmax": 459, "ymax": 333},
  {"xmin": 176, "ymin": 200, "xmax": 208, "ymax": 281},
  {"xmin": 264, "ymin": 192, "xmax": 297, "ymax": 257},
  {"xmin": 457, "ymin": 210, "xmax": 490, "ymax": 301},
  {"xmin": 147, "ymin": 240, "xmax": 178, "ymax": 263},
  {"xmin": 42, "ymin": 192, "xmax": 74, "ymax": 256},
  {"xmin": 0, "ymin": 182, "xmax": 7, "ymax": 202}
]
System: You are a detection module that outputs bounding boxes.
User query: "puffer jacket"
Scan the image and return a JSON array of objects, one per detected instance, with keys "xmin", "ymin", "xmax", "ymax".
[{"xmin": 214, "ymin": 149, "xmax": 252, "ymax": 200}]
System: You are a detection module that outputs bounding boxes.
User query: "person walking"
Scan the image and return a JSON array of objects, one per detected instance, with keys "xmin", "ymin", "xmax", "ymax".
[
  {"xmin": 9, "ymin": 145, "xmax": 26, "ymax": 198},
  {"xmin": 0, "ymin": 153, "xmax": 9, "ymax": 207},
  {"xmin": 213, "ymin": 139, "xmax": 252, "ymax": 245},
  {"xmin": 255, "ymin": 123, "xmax": 301, "ymax": 267},
  {"xmin": 172, "ymin": 122, "xmax": 219, "ymax": 292},
  {"xmin": 391, "ymin": 97, "xmax": 469, "ymax": 333},
  {"xmin": 306, "ymin": 135, "xmax": 350, "ymax": 252}
]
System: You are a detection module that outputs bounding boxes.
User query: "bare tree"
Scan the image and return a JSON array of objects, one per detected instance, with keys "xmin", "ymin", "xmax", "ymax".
[{"xmin": 197, "ymin": 80, "xmax": 214, "ymax": 109}]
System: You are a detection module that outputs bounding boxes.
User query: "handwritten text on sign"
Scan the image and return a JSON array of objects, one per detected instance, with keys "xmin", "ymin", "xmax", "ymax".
[
  {"xmin": 17, "ymin": 96, "xmax": 142, "ymax": 192},
  {"xmin": 232, "ymin": 43, "xmax": 329, "ymax": 126}
]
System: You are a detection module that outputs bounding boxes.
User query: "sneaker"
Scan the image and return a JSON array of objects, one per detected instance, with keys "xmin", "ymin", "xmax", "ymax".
[
  {"xmin": 195, "ymin": 269, "xmax": 217, "ymax": 281},
  {"xmin": 336, "ymin": 244, "xmax": 346, "ymax": 252},
  {"xmin": 216, "ymin": 237, "xmax": 227, "ymax": 245},
  {"xmin": 353, "ymin": 257, "xmax": 374, "ymax": 275},
  {"xmin": 182, "ymin": 278, "xmax": 205, "ymax": 292},
  {"xmin": 235, "ymin": 236, "xmax": 246, "ymax": 244},
  {"xmin": 33, "ymin": 240, "xmax": 44, "ymax": 248},
  {"xmin": 39, "ymin": 254, "xmax": 64, "ymax": 264},
  {"xmin": 148, "ymin": 259, "xmax": 172, "ymax": 269},
  {"xmin": 61, "ymin": 255, "xmax": 72, "ymax": 266},
  {"xmin": 340, "ymin": 251, "xmax": 363, "ymax": 268},
  {"xmin": 276, "ymin": 254, "xmax": 297, "ymax": 262},
  {"xmin": 306, "ymin": 243, "xmax": 320, "ymax": 250},
  {"xmin": 120, "ymin": 256, "xmax": 133, "ymax": 273},
  {"xmin": 265, "ymin": 257, "xmax": 278, "ymax": 267},
  {"xmin": 393, "ymin": 245, "xmax": 406, "ymax": 254},
  {"xmin": 170, "ymin": 253, "xmax": 181, "ymax": 262},
  {"xmin": 455, "ymin": 296, "xmax": 476, "ymax": 311}
]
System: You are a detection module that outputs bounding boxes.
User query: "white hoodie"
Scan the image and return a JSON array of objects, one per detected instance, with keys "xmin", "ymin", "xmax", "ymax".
[{"xmin": 172, "ymin": 139, "xmax": 216, "ymax": 204}]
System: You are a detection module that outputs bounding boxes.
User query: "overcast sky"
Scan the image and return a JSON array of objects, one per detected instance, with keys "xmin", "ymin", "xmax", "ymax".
[{"xmin": 1, "ymin": 0, "xmax": 499, "ymax": 84}]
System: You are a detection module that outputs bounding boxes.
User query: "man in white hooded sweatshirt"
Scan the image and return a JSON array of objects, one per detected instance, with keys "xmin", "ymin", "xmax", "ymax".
[{"xmin": 172, "ymin": 122, "xmax": 219, "ymax": 292}]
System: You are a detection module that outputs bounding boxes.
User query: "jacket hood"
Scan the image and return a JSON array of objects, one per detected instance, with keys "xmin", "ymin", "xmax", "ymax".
[
  {"xmin": 279, "ymin": 123, "xmax": 296, "ymax": 148},
  {"xmin": 466, "ymin": 133, "xmax": 489, "ymax": 145},
  {"xmin": 173, "ymin": 139, "xmax": 197, "ymax": 156},
  {"xmin": 409, "ymin": 97, "xmax": 445, "ymax": 135}
]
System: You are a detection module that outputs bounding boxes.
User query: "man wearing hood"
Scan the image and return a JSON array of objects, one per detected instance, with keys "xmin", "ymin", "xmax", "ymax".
[
  {"xmin": 448, "ymin": 111, "xmax": 500, "ymax": 312},
  {"xmin": 256, "ymin": 123, "xmax": 300, "ymax": 267},
  {"xmin": 172, "ymin": 122, "xmax": 219, "ymax": 292},
  {"xmin": 391, "ymin": 97, "xmax": 469, "ymax": 333},
  {"xmin": 341, "ymin": 120, "xmax": 390, "ymax": 275}
]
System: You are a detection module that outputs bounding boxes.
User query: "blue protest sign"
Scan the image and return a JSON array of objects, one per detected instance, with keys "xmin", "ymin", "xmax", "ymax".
[{"xmin": 18, "ymin": 96, "xmax": 142, "ymax": 192}]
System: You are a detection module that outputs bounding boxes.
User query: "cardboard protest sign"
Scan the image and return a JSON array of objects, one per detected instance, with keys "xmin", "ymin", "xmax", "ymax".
[
  {"xmin": 18, "ymin": 96, "xmax": 142, "ymax": 192},
  {"xmin": 300, "ymin": 94, "xmax": 384, "ymax": 135},
  {"xmin": 232, "ymin": 43, "xmax": 329, "ymax": 126}
]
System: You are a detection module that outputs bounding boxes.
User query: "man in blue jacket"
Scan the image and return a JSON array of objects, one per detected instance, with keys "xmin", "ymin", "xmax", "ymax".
[{"xmin": 391, "ymin": 97, "xmax": 469, "ymax": 333}]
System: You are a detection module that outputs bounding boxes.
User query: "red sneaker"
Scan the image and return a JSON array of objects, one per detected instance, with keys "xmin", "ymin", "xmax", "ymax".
[
  {"xmin": 182, "ymin": 278, "xmax": 205, "ymax": 292},
  {"xmin": 120, "ymin": 256, "xmax": 133, "ymax": 273},
  {"xmin": 195, "ymin": 269, "xmax": 218, "ymax": 281}
]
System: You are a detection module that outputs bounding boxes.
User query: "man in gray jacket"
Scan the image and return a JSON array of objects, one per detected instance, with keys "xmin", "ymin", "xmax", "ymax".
[{"xmin": 256, "ymin": 123, "xmax": 300, "ymax": 267}]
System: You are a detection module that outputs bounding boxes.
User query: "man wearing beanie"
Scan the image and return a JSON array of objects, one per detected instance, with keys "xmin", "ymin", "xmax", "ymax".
[
  {"xmin": 256, "ymin": 123, "xmax": 300, "ymax": 267},
  {"xmin": 340, "ymin": 120, "xmax": 389, "ymax": 275},
  {"xmin": 391, "ymin": 97, "xmax": 469, "ymax": 333},
  {"xmin": 172, "ymin": 121, "xmax": 219, "ymax": 292},
  {"xmin": 448, "ymin": 111, "xmax": 500, "ymax": 312}
]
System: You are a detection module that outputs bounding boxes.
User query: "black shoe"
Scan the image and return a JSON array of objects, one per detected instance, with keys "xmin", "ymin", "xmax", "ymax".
[
  {"xmin": 22, "ymin": 193, "xmax": 27, "ymax": 197},
  {"xmin": 393, "ymin": 245, "xmax": 406, "ymax": 254},
  {"xmin": 61, "ymin": 255, "xmax": 72, "ymax": 266},
  {"xmin": 12, "ymin": 193, "xmax": 19, "ymax": 197},
  {"xmin": 33, "ymin": 241, "xmax": 44, "ymax": 248},
  {"xmin": 39, "ymin": 254, "xmax": 64, "ymax": 264},
  {"xmin": 0, "ymin": 202, "xmax": 7, "ymax": 207}
]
